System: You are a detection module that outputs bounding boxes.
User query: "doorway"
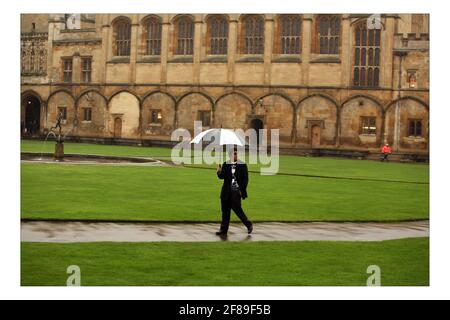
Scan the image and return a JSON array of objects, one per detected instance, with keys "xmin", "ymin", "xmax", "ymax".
[
  {"xmin": 250, "ymin": 118, "xmax": 264, "ymax": 147},
  {"xmin": 311, "ymin": 125, "xmax": 321, "ymax": 148},
  {"xmin": 114, "ymin": 117, "xmax": 122, "ymax": 138},
  {"xmin": 23, "ymin": 95, "xmax": 41, "ymax": 136}
]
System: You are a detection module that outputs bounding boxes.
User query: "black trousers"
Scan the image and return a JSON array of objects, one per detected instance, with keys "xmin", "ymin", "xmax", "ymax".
[{"xmin": 220, "ymin": 190, "xmax": 252, "ymax": 233}]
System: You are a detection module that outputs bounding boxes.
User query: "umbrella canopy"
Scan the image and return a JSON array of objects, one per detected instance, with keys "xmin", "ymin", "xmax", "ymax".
[{"xmin": 190, "ymin": 128, "xmax": 245, "ymax": 146}]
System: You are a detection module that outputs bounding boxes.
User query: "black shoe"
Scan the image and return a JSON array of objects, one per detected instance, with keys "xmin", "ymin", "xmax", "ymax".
[
  {"xmin": 216, "ymin": 231, "xmax": 227, "ymax": 236},
  {"xmin": 247, "ymin": 224, "xmax": 253, "ymax": 234}
]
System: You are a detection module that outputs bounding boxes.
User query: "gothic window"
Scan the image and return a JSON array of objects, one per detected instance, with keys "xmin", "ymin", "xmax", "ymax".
[
  {"xmin": 62, "ymin": 58, "xmax": 73, "ymax": 83},
  {"xmin": 208, "ymin": 16, "xmax": 228, "ymax": 55},
  {"xmin": 242, "ymin": 15, "xmax": 264, "ymax": 54},
  {"xmin": 279, "ymin": 15, "xmax": 301, "ymax": 54},
  {"xmin": 58, "ymin": 107, "xmax": 67, "ymax": 121},
  {"xmin": 150, "ymin": 110, "xmax": 163, "ymax": 124},
  {"xmin": 81, "ymin": 57, "xmax": 92, "ymax": 83},
  {"xmin": 83, "ymin": 108, "xmax": 92, "ymax": 122},
  {"xmin": 144, "ymin": 17, "xmax": 162, "ymax": 55},
  {"xmin": 176, "ymin": 17, "xmax": 194, "ymax": 55},
  {"xmin": 360, "ymin": 116, "xmax": 377, "ymax": 135},
  {"xmin": 197, "ymin": 110, "xmax": 211, "ymax": 127},
  {"xmin": 354, "ymin": 23, "xmax": 381, "ymax": 87},
  {"xmin": 317, "ymin": 15, "xmax": 340, "ymax": 54},
  {"xmin": 114, "ymin": 19, "xmax": 131, "ymax": 56},
  {"xmin": 409, "ymin": 119, "xmax": 422, "ymax": 137}
]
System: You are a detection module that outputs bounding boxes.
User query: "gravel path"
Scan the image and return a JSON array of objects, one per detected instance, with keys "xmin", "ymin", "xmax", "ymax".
[{"xmin": 21, "ymin": 220, "xmax": 429, "ymax": 243}]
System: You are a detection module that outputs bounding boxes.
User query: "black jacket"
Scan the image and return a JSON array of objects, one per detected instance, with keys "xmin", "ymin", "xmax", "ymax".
[{"xmin": 217, "ymin": 161, "xmax": 249, "ymax": 200}]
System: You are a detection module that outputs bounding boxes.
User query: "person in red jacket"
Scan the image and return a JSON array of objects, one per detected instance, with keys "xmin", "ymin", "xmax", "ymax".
[{"xmin": 380, "ymin": 143, "xmax": 392, "ymax": 162}]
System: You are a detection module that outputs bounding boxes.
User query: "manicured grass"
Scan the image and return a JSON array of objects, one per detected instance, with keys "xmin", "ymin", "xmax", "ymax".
[
  {"xmin": 21, "ymin": 139, "xmax": 172, "ymax": 159},
  {"xmin": 21, "ymin": 139, "xmax": 429, "ymax": 183},
  {"xmin": 21, "ymin": 163, "xmax": 429, "ymax": 222},
  {"xmin": 20, "ymin": 238, "xmax": 429, "ymax": 286}
]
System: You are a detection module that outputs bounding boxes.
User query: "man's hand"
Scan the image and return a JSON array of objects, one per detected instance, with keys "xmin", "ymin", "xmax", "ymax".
[{"xmin": 217, "ymin": 164, "xmax": 222, "ymax": 173}]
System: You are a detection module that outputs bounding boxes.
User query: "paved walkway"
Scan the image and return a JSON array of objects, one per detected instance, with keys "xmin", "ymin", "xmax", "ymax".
[{"xmin": 21, "ymin": 220, "xmax": 429, "ymax": 243}]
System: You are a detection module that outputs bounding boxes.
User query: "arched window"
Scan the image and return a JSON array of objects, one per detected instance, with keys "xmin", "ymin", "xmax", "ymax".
[
  {"xmin": 316, "ymin": 15, "xmax": 340, "ymax": 54},
  {"xmin": 175, "ymin": 16, "xmax": 194, "ymax": 55},
  {"xmin": 114, "ymin": 18, "xmax": 131, "ymax": 56},
  {"xmin": 278, "ymin": 15, "xmax": 301, "ymax": 54},
  {"xmin": 208, "ymin": 16, "xmax": 228, "ymax": 55},
  {"xmin": 144, "ymin": 16, "xmax": 162, "ymax": 55},
  {"xmin": 353, "ymin": 22, "xmax": 381, "ymax": 87},
  {"xmin": 241, "ymin": 15, "xmax": 264, "ymax": 54}
]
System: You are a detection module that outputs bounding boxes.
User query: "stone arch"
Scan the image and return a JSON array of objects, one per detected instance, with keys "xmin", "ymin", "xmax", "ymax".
[
  {"xmin": 141, "ymin": 91, "xmax": 176, "ymax": 137},
  {"xmin": 176, "ymin": 92, "xmax": 214, "ymax": 133},
  {"xmin": 170, "ymin": 14, "xmax": 196, "ymax": 24},
  {"xmin": 108, "ymin": 89, "xmax": 141, "ymax": 106},
  {"xmin": 215, "ymin": 91, "xmax": 253, "ymax": 109},
  {"xmin": 341, "ymin": 94, "xmax": 384, "ymax": 113},
  {"xmin": 254, "ymin": 93, "xmax": 295, "ymax": 143},
  {"xmin": 384, "ymin": 97, "xmax": 429, "ymax": 151},
  {"xmin": 340, "ymin": 95, "xmax": 384, "ymax": 148},
  {"xmin": 21, "ymin": 90, "xmax": 44, "ymax": 135},
  {"xmin": 140, "ymin": 14, "xmax": 163, "ymax": 25},
  {"xmin": 350, "ymin": 16, "xmax": 386, "ymax": 30},
  {"xmin": 385, "ymin": 96, "xmax": 429, "ymax": 113},
  {"xmin": 108, "ymin": 91, "xmax": 140, "ymax": 138},
  {"xmin": 296, "ymin": 95, "xmax": 339, "ymax": 147},
  {"xmin": 75, "ymin": 89, "xmax": 107, "ymax": 106},
  {"xmin": 214, "ymin": 92, "xmax": 253, "ymax": 130},
  {"xmin": 76, "ymin": 90, "xmax": 108, "ymax": 137},
  {"xmin": 47, "ymin": 90, "xmax": 76, "ymax": 131},
  {"xmin": 111, "ymin": 15, "xmax": 132, "ymax": 26}
]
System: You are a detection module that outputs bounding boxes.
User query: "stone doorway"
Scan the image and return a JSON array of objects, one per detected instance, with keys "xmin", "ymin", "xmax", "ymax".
[
  {"xmin": 23, "ymin": 95, "xmax": 41, "ymax": 136},
  {"xmin": 114, "ymin": 117, "xmax": 122, "ymax": 138},
  {"xmin": 311, "ymin": 125, "xmax": 322, "ymax": 148}
]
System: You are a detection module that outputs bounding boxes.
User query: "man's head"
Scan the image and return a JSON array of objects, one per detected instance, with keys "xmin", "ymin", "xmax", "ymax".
[{"xmin": 228, "ymin": 148, "xmax": 238, "ymax": 162}]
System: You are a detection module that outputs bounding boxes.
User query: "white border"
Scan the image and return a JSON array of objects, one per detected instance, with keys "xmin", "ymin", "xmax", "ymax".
[{"xmin": 2, "ymin": 0, "xmax": 449, "ymax": 300}]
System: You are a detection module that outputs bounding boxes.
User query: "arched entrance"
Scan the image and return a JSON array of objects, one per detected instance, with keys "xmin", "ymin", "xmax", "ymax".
[
  {"xmin": 23, "ymin": 94, "xmax": 41, "ymax": 136},
  {"xmin": 250, "ymin": 118, "xmax": 264, "ymax": 147}
]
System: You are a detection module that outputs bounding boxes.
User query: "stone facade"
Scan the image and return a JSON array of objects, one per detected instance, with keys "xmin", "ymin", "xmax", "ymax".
[{"xmin": 21, "ymin": 14, "xmax": 429, "ymax": 154}]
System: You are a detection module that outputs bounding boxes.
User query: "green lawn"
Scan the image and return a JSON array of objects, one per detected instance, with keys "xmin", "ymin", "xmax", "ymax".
[
  {"xmin": 21, "ymin": 139, "xmax": 429, "ymax": 183},
  {"xmin": 21, "ymin": 238, "xmax": 429, "ymax": 286},
  {"xmin": 21, "ymin": 163, "xmax": 429, "ymax": 222}
]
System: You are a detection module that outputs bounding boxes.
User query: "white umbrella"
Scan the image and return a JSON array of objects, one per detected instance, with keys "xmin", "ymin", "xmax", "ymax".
[{"xmin": 190, "ymin": 128, "xmax": 245, "ymax": 146}]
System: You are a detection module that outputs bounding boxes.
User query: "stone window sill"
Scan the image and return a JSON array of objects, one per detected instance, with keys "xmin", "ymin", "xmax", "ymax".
[{"xmin": 168, "ymin": 56, "xmax": 194, "ymax": 63}]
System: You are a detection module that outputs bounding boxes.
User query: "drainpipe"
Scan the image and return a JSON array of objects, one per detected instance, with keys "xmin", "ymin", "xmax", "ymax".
[{"xmin": 393, "ymin": 51, "xmax": 407, "ymax": 152}]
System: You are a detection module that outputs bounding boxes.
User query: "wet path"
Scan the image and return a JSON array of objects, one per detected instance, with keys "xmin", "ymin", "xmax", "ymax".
[{"xmin": 21, "ymin": 220, "xmax": 429, "ymax": 243}]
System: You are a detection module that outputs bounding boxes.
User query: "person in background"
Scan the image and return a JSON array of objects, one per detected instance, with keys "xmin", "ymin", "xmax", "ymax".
[{"xmin": 381, "ymin": 143, "xmax": 392, "ymax": 162}]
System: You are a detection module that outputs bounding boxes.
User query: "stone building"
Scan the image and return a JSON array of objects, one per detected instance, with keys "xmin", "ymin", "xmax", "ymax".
[{"xmin": 21, "ymin": 14, "xmax": 429, "ymax": 156}]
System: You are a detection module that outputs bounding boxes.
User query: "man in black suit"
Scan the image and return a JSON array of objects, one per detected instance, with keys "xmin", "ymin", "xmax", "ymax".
[{"xmin": 216, "ymin": 149, "xmax": 253, "ymax": 236}]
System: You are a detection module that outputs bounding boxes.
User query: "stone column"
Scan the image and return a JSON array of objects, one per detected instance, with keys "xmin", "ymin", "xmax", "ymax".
[
  {"xmin": 340, "ymin": 14, "xmax": 351, "ymax": 87},
  {"xmin": 100, "ymin": 16, "xmax": 111, "ymax": 84},
  {"xmin": 72, "ymin": 53, "xmax": 81, "ymax": 84},
  {"xmin": 129, "ymin": 16, "xmax": 139, "ymax": 84},
  {"xmin": 263, "ymin": 16, "xmax": 274, "ymax": 86},
  {"xmin": 381, "ymin": 16, "xmax": 395, "ymax": 88},
  {"xmin": 227, "ymin": 17, "xmax": 238, "ymax": 84},
  {"xmin": 193, "ymin": 17, "xmax": 203, "ymax": 85},
  {"xmin": 301, "ymin": 15, "xmax": 313, "ymax": 86},
  {"xmin": 160, "ymin": 21, "xmax": 170, "ymax": 84}
]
